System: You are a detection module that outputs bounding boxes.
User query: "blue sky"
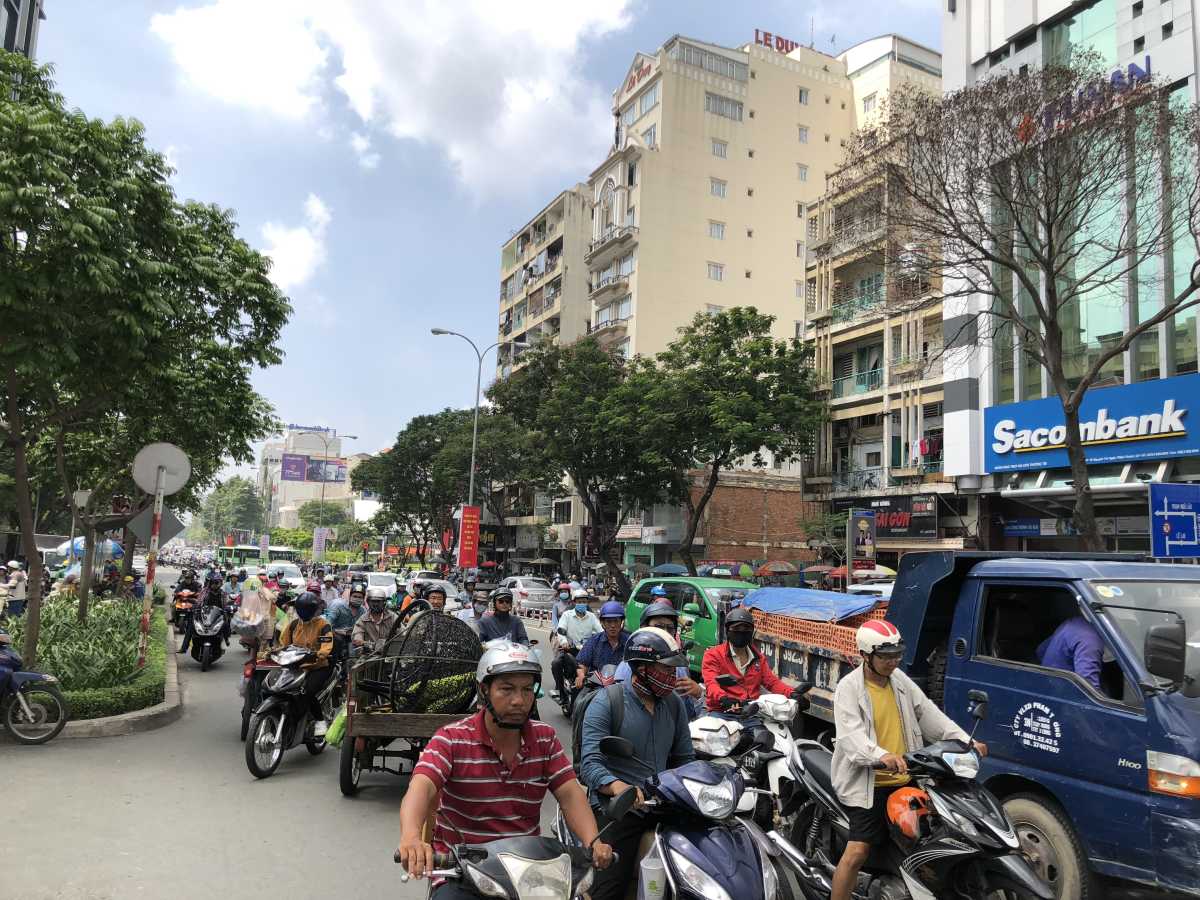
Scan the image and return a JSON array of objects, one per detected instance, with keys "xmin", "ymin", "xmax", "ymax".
[{"xmin": 40, "ymin": 1, "xmax": 941, "ymax": 476}]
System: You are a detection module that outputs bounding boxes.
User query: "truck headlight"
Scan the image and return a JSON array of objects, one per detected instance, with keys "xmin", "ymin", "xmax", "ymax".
[{"xmin": 1148, "ymin": 751, "xmax": 1200, "ymax": 798}]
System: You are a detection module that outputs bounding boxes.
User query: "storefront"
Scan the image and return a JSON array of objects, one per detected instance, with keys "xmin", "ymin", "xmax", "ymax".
[
  {"xmin": 831, "ymin": 492, "xmax": 960, "ymax": 567},
  {"xmin": 982, "ymin": 374, "xmax": 1200, "ymax": 551}
]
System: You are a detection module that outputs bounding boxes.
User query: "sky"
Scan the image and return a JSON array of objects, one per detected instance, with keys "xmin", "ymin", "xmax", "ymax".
[{"xmin": 39, "ymin": 0, "xmax": 942, "ymax": 480}]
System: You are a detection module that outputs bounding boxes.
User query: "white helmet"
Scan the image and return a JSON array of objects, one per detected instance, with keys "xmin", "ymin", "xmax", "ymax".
[
  {"xmin": 856, "ymin": 620, "xmax": 905, "ymax": 655},
  {"xmin": 365, "ymin": 586, "xmax": 390, "ymax": 601},
  {"xmin": 6, "ymin": 560, "xmax": 20, "ymax": 570},
  {"xmin": 476, "ymin": 640, "xmax": 542, "ymax": 685},
  {"xmin": 571, "ymin": 588, "xmax": 590, "ymax": 601}
]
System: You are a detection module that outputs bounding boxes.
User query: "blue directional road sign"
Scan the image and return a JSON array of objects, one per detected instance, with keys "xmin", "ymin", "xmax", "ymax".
[{"xmin": 1148, "ymin": 483, "xmax": 1200, "ymax": 558}]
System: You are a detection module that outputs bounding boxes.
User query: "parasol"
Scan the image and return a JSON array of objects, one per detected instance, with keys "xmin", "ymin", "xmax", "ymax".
[
  {"xmin": 651, "ymin": 563, "xmax": 688, "ymax": 575},
  {"xmin": 755, "ymin": 561, "xmax": 798, "ymax": 576}
]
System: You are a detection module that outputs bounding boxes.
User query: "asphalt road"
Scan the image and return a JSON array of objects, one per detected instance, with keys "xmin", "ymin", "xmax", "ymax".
[{"xmin": 0, "ymin": 568, "xmax": 1189, "ymax": 899}]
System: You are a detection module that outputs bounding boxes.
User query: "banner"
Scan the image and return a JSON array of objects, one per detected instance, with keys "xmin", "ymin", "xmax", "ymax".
[
  {"xmin": 281, "ymin": 453, "xmax": 307, "ymax": 481},
  {"xmin": 457, "ymin": 505, "xmax": 481, "ymax": 569},
  {"xmin": 832, "ymin": 494, "xmax": 938, "ymax": 539},
  {"xmin": 848, "ymin": 509, "xmax": 877, "ymax": 563},
  {"xmin": 280, "ymin": 452, "xmax": 347, "ymax": 483}
]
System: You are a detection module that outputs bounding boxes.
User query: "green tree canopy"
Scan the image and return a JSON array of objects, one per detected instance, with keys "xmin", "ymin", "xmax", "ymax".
[
  {"xmin": 297, "ymin": 499, "xmax": 349, "ymax": 532},
  {"xmin": 201, "ymin": 477, "xmax": 265, "ymax": 538}
]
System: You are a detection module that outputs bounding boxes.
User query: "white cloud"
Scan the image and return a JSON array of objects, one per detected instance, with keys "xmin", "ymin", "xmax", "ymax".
[
  {"xmin": 162, "ymin": 144, "xmax": 181, "ymax": 177},
  {"xmin": 349, "ymin": 131, "xmax": 380, "ymax": 170},
  {"xmin": 261, "ymin": 193, "xmax": 331, "ymax": 292},
  {"xmin": 150, "ymin": 0, "xmax": 634, "ymax": 195}
]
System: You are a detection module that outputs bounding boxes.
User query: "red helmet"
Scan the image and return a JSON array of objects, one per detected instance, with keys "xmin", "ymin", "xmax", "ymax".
[
  {"xmin": 887, "ymin": 787, "xmax": 930, "ymax": 840},
  {"xmin": 305, "ymin": 580, "xmax": 321, "ymax": 593}
]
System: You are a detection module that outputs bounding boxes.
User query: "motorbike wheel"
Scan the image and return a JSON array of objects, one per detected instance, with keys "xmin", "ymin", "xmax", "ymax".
[
  {"xmin": 339, "ymin": 734, "xmax": 361, "ymax": 796},
  {"xmin": 200, "ymin": 644, "xmax": 212, "ymax": 672},
  {"xmin": 1003, "ymin": 794, "xmax": 1100, "ymax": 900},
  {"xmin": 245, "ymin": 711, "xmax": 284, "ymax": 779},
  {"xmin": 771, "ymin": 858, "xmax": 801, "ymax": 900},
  {"xmin": 305, "ymin": 733, "xmax": 326, "ymax": 755},
  {"xmin": 2, "ymin": 684, "xmax": 69, "ymax": 745}
]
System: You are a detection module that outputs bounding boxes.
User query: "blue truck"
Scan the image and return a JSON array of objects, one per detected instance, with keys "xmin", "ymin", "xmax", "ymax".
[{"xmin": 751, "ymin": 550, "xmax": 1200, "ymax": 898}]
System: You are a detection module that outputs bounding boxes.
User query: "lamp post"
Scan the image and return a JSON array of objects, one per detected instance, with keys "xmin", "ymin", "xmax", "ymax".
[
  {"xmin": 297, "ymin": 430, "xmax": 358, "ymax": 559},
  {"xmin": 430, "ymin": 329, "xmax": 527, "ymax": 508}
]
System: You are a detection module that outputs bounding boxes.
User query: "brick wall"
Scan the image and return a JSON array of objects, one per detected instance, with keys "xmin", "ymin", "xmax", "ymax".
[{"xmin": 691, "ymin": 470, "xmax": 824, "ymax": 562}]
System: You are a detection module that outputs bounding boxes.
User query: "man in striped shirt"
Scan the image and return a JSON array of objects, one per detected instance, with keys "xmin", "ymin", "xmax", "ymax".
[{"xmin": 397, "ymin": 641, "xmax": 612, "ymax": 897}]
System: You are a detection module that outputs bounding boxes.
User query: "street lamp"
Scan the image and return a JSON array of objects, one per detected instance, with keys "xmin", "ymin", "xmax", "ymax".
[
  {"xmin": 431, "ymin": 328, "xmax": 526, "ymax": 508},
  {"xmin": 297, "ymin": 430, "xmax": 358, "ymax": 558}
]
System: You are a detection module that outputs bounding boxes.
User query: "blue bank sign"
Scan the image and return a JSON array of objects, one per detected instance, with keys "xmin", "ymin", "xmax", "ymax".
[
  {"xmin": 984, "ymin": 374, "xmax": 1200, "ymax": 473},
  {"xmin": 1149, "ymin": 483, "xmax": 1200, "ymax": 558}
]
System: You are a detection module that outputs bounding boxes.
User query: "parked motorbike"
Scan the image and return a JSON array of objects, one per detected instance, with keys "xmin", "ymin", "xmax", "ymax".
[
  {"xmin": 244, "ymin": 645, "xmax": 344, "ymax": 779},
  {"xmin": 0, "ymin": 639, "xmax": 69, "ymax": 745},
  {"xmin": 189, "ymin": 601, "xmax": 230, "ymax": 671},
  {"xmin": 770, "ymin": 690, "xmax": 1052, "ymax": 900}
]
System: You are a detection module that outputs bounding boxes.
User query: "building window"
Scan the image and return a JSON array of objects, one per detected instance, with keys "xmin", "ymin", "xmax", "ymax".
[
  {"xmin": 745, "ymin": 270, "xmax": 752, "ymax": 279},
  {"xmin": 747, "ymin": 187, "xmax": 754, "ymax": 197},
  {"xmin": 798, "ymin": 87, "xmax": 810, "ymax": 104},
  {"xmin": 709, "ymin": 220, "xmax": 725, "ymax": 239},
  {"xmin": 671, "ymin": 41, "xmax": 749, "ymax": 82},
  {"xmin": 618, "ymin": 253, "xmax": 635, "ymax": 276},
  {"xmin": 797, "ymin": 202, "xmax": 804, "ymax": 218},
  {"xmin": 707, "ymin": 262, "xmax": 724, "ymax": 281},
  {"xmin": 824, "ymin": 133, "xmax": 831, "ymax": 142},
  {"xmin": 1134, "ymin": 35, "xmax": 1145, "ymax": 52},
  {"xmin": 746, "ymin": 227, "xmax": 753, "ymax": 238},
  {"xmin": 1163, "ymin": 21, "xmax": 1174, "ymax": 39},
  {"xmin": 747, "ymin": 149, "xmax": 755, "ymax": 158},
  {"xmin": 711, "ymin": 138, "xmax": 728, "ymax": 158},
  {"xmin": 1132, "ymin": 0, "xmax": 1143, "ymax": 16},
  {"xmin": 798, "ymin": 125, "xmax": 809, "ymax": 143},
  {"xmin": 706, "ymin": 304, "xmax": 725, "ymax": 315},
  {"xmin": 807, "ymin": 278, "xmax": 817, "ymax": 304},
  {"xmin": 710, "ymin": 177, "xmax": 727, "ymax": 198},
  {"xmin": 615, "ymin": 338, "xmax": 631, "ymax": 358},
  {"xmin": 807, "ymin": 215, "xmax": 818, "ymax": 239},
  {"xmin": 639, "ymin": 81, "xmax": 660, "ymax": 116},
  {"xmin": 863, "ymin": 93, "xmax": 877, "ymax": 114},
  {"xmin": 622, "ymin": 104, "xmax": 635, "ymax": 128},
  {"xmin": 616, "ymin": 295, "xmax": 632, "ymax": 319},
  {"xmin": 642, "ymin": 124, "xmax": 657, "ymax": 147},
  {"xmin": 705, "ymin": 91, "xmax": 744, "ymax": 121},
  {"xmin": 552, "ymin": 500, "xmax": 572, "ymax": 524},
  {"xmin": 627, "ymin": 161, "xmax": 637, "ymax": 186},
  {"xmin": 624, "ymin": 205, "xmax": 636, "ymax": 227},
  {"xmin": 796, "ymin": 240, "xmax": 805, "ymax": 257},
  {"xmin": 797, "ymin": 164, "xmax": 809, "ymax": 182},
  {"xmin": 795, "ymin": 280, "xmax": 804, "ymax": 298},
  {"xmin": 866, "ymin": 451, "xmax": 882, "ymax": 467}
]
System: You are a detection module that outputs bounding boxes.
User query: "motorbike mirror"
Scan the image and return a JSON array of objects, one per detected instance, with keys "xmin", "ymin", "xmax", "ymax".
[
  {"xmin": 966, "ymin": 689, "xmax": 989, "ymax": 721},
  {"xmin": 681, "ymin": 640, "xmax": 695, "ymax": 652},
  {"xmin": 716, "ymin": 674, "xmax": 739, "ymax": 688},
  {"xmin": 606, "ymin": 785, "xmax": 640, "ymax": 822},
  {"xmin": 1145, "ymin": 620, "xmax": 1187, "ymax": 686},
  {"xmin": 599, "ymin": 736, "xmax": 636, "ymax": 759},
  {"xmin": 529, "ymin": 638, "xmax": 539, "ymax": 646}
]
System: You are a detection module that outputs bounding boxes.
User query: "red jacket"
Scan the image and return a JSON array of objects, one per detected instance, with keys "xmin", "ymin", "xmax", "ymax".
[{"xmin": 702, "ymin": 641, "xmax": 791, "ymax": 711}]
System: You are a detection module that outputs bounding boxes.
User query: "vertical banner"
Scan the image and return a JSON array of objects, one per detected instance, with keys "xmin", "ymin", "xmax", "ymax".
[
  {"xmin": 259, "ymin": 533, "xmax": 269, "ymax": 561},
  {"xmin": 846, "ymin": 509, "xmax": 876, "ymax": 590},
  {"xmin": 457, "ymin": 505, "xmax": 481, "ymax": 569},
  {"xmin": 312, "ymin": 527, "xmax": 328, "ymax": 559}
]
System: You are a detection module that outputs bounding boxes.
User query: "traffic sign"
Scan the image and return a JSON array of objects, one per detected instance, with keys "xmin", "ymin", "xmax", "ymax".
[
  {"xmin": 128, "ymin": 505, "xmax": 185, "ymax": 547},
  {"xmin": 1148, "ymin": 483, "xmax": 1200, "ymax": 558}
]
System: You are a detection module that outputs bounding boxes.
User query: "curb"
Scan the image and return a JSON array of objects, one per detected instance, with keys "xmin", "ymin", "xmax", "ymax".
[{"xmin": 56, "ymin": 624, "xmax": 183, "ymax": 740}]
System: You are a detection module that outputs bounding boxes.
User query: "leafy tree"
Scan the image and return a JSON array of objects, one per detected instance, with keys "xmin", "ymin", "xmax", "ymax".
[
  {"xmin": 0, "ymin": 54, "xmax": 289, "ymax": 660},
  {"xmin": 270, "ymin": 526, "xmax": 312, "ymax": 550},
  {"xmin": 201, "ymin": 477, "xmax": 265, "ymax": 538},
  {"xmin": 488, "ymin": 339, "xmax": 676, "ymax": 598},
  {"xmin": 797, "ymin": 512, "xmax": 849, "ymax": 564},
  {"xmin": 643, "ymin": 308, "xmax": 825, "ymax": 573},
  {"xmin": 840, "ymin": 57, "xmax": 1200, "ymax": 549},
  {"xmin": 297, "ymin": 499, "xmax": 349, "ymax": 532}
]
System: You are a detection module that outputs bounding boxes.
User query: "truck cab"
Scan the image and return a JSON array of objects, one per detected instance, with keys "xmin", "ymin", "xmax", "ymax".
[
  {"xmin": 890, "ymin": 552, "xmax": 1200, "ymax": 898},
  {"xmin": 625, "ymin": 576, "xmax": 755, "ymax": 673}
]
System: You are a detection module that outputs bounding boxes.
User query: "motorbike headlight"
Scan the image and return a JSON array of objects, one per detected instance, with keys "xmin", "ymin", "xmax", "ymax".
[
  {"xmin": 941, "ymin": 750, "xmax": 980, "ymax": 780},
  {"xmin": 682, "ymin": 776, "xmax": 737, "ymax": 819},
  {"xmin": 466, "ymin": 864, "xmax": 509, "ymax": 899},
  {"xmin": 757, "ymin": 694, "xmax": 797, "ymax": 724},
  {"xmin": 497, "ymin": 852, "xmax": 572, "ymax": 900},
  {"xmin": 759, "ymin": 844, "xmax": 779, "ymax": 900},
  {"xmin": 668, "ymin": 848, "xmax": 733, "ymax": 900}
]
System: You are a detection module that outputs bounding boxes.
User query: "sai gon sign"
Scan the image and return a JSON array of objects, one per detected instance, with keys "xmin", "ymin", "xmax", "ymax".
[{"xmin": 984, "ymin": 373, "xmax": 1200, "ymax": 473}]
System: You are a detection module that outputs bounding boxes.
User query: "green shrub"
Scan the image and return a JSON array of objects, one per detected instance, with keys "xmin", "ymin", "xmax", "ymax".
[{"xmin": 60, "ymin": 612, "xmax": 167, "ymax": 719}]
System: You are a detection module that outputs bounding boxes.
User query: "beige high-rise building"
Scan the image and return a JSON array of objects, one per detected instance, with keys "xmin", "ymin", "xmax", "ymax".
[
  {"xmin": 496, "ymin": 186, "xmax": 592, "ymax": 376},
  {"xmin": 584, "ymin": 34, "xmax": 862, "ymax": 357}
]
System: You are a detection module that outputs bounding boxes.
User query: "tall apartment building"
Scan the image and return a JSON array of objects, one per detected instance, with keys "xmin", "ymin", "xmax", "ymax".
[
  {"xmin": 496, "ymin": 186, "xmax": 592, "ymax": 376},
  {"xmin": 799, "ymin": 36, "xmax": 964, "ymax": 565},
  {"xmin": 584, "ymin": 34, "xmax": 856, "ymax": 357},
  {"xmin": 942, "ymin": 0, "xmax": 1200, "ymax": 552},
  {"xmin": 2, "ymin": 0, "xmax": 45, "ymax": 58},
  {"xmin": 256, "ymin": 426, "xmax": 359, "ymax": 528}
]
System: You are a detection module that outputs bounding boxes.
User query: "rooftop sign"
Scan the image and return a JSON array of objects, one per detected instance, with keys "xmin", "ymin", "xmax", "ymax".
[{"xmin": 753, "ymin": 29, "xmax": 801, "ymax": 54}]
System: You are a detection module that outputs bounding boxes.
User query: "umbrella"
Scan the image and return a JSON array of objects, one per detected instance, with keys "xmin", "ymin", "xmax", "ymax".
[
  {"xmin": 736, "ymin": 563, "xmax": 755, "ymax": 579},
  {"xmin": 54, "ymin": 537, "xmax": 124, "ymax": 558},
  {"xmin": 651, "ymin": 563, "xmax": 688, "ymax": 575},
  {"xmin": 626, "ymin": 563, "xmax": 650, "ymax": 575},
  {"xmin": 529, "ymin": 557, "xmax": 557, "ymax": 566},
  {"xmin": 479, "ymin": 561, "xmax": 498, "ymax": 568},
  {"xmin": 803, "ymin": 564, "xmax": 833, "ymax": 574},
  {"xmin": 755, "ymin": 561, "xmax": 797, "ymax": 576}
]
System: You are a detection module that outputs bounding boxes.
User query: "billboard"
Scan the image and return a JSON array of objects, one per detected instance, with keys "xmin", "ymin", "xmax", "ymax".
[
  {"xmin": 832, "ymin": 494, "xmax": 938, "ymax": 539},
  {"xmin": 984, "ymin": 373, "xmax": 1200, "ymax": 473},
  {"xmin": 848, "ymin": 509, "xmax": 877, "ymax": 563},
  {"xmin": 280, "ymin": 453, "xmax": 348, "ymax": 483}
]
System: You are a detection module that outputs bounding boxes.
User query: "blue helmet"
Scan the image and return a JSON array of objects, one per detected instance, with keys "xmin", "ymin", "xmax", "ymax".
[
  {"xmin": 649, "ymin": 585, "xmax": 669, "ymax": 598},
  {"xmin": 599, "ymin": 601, "xmax": 625, "ymax": 620}
]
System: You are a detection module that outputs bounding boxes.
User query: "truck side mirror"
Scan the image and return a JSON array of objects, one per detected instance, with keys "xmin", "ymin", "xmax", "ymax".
[
  {"xmin": 966, "ymin": 689, "xmax": 989, "ymax": 721},
  {"xmin": 1144, "ymin": 621, "xmax": 1187, "ymax": 685},
  {"xmin": 682, "ymin": 603, "xmax": 701, "ymax": 616}
]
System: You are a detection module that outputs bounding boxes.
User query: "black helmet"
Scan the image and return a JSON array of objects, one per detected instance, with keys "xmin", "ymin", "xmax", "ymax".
[
  {"xmin": 492, "ymin": 588, "xmax": 514, "ymax": 605},
  {"xmin": 425, "ymin": 584, "xmax": 447, "ymax": 600},
  {"xmin": 624, "ymin": 626, "xmax": 687, "ymax": 669},
  {"xmin": 725, "ymin": 606, "xmax": 754, "ymax": 629},
  {"xmin": 293, "ymin": 591, "xmax": 320, "ymax": 622},
  {"xmin": 640, "ymin": 601, "xmax": 679, "ymax": 626},
  {"xmin": 411, "ymin": 580, "xmax": 427, "ymax": 596}
]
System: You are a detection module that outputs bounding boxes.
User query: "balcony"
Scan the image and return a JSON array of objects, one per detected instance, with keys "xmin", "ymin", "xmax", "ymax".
[
  {"xmin": 831, "ymin": 368, "xmax": 882, "ymax": 399},
  {"xmin": 587, "ymin": 316, "xmax": 630, "ymax": 346},
  {"xmin": 831, "ymin": 290, "xmax": 884, "ymax": 324},
  {"xmin": 829, "ymin": 218, "xmax": 885, "ymax": 258},
  {"xmin": 890, "ymin": 352, "xmax": 943, "ymax": 381},
  {"xmin": 589, "ymin": 272, "xmax": 629, "ymax": 300},
  {"xmin": 586, "ymin": 225, "xmax": 638, "ymax": 263},
  {"xmin": 832, "ymin": 467, "xmax": 886, "ymax": 494}
]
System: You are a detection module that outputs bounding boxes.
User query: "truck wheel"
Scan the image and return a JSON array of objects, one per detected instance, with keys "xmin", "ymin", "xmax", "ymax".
[
  {"xmin": 927, "ymin": 646, "xmax": 948, "ymax": 708},
  {"xmin": 1003, "ymin": 794, "xmax": 1102, "ymax": 900}
]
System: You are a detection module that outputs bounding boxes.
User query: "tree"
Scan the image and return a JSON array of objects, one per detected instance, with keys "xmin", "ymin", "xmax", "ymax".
[
  {"xmin": 297, "ymin": 500, "xmax": 348, "ymax": 532},
  {"xmin": 488, "ymin": 339, "xmax": 676, "ymax": 598},
  {"xmin": 201, "ymin": 477, "xmax": 265, "ymax": 538},
  {"xmin": 0, "ymin": 55, "xmax": 289, "ymax": 662},
  {"xmin": 270, "ymin": 526, "xmax": 312, "ymax": 550},
  {"xmin": 838, "ymin": 56, "xmax": 1200, "ymax": 550},
  {"xmin": 797, "ymin": 511, "xmax": 848, "ymax": 564},
  {"xmin": 643, "ymin": 308, "xmax": 825, "ymax": 573}
]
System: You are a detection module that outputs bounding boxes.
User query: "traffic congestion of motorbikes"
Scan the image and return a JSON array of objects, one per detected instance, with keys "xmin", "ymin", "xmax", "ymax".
[{"xmin": 143, "ymin": 558, "xmax": 1052, "ymax": 900}]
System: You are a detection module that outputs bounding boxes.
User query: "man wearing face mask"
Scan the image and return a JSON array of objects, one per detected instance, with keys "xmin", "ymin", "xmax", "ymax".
[
  {"xmin": 326, "ymin": 584, "xmax": 366, "ymax": 664},
  {"xmin": 702, "ymin": 606, "xmax": 803, "ymax": 712},
  {"xmin": 456, "ymin": 594, "xmax": 490, "ymax": 635},
  {"xmin": 353, "ymin": 586, "xmax": 399, "ymax": 654},
  {"xmin": 551, "ymin": 591, "xmax": 603, "ymax": 699},
  {"xmin": 276, "ymin": 591, "xmax": 335, "ymax": 735}
]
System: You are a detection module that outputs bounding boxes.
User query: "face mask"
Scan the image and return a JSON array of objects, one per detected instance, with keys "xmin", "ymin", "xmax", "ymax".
[
  {"xmin": 473, "ymin": 602, "xmax": 488, "ymax": 616},
  {"xmin": 350, "ymin": 597, "xmax": 363, "ymax": 608},
  {"xmin": 634, "ymin": 666, "xmax": 678, "ymax": 699},
  {"xmin": 728, "ymin": 629, "xmax": 754, "ymax": 649},
  {"xmin": 368, "ymin": 601, "xmax": 386, "ymax": 615},
  {"xmin": 559, "ymin": 592, "xmax": 570, "ymax": 601},
  {"xmin": 574, "ymin": 603, "xmax": 588, "ymax": 614}
]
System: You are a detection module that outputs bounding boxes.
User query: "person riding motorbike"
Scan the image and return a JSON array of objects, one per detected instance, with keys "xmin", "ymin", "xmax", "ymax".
[
  {"xmin": 829, "ymin": 620, "xmax": 987, "ymax": 900},
  {"xmin": 176, "ymin": 567, "xmax": 202, "ymax": 595},
  {"xmin": 319, "ymin": 575, "xmax": 340, "ymax": 609},
  {"xmin": 232, "ymin": 575, "xmax": 275, "ymax": 653},
  {"xmin": 352, "ymin": 587, "xmax": 398, "ymax": 654},
  {"xmin": 325, "ymin": 584, "xmax": 365, "ymax": 663},
  {"xmin": 477, "ymin": 589, "xmax": 529, "ymax": 645},
  {"xmin": 551, "ymin": 592, "xmax": 603, "ymax": 699},
  {"xmin": 548, "ymin": 582, "xmax": 574, "ymax": 633},
  {"xmin": 701, "ymin": 606, "xmax": 805, "ymax": 712},
  {"xmin": 180, "ymin": 572, "xmax": 228, "ymax": 655},
  {"xmin": 455, "ymin": 594, "xmax": 489, "ymax": 634},
  {"xmin": 276, "ymin": 590, "xmax": 335, "ymax": 736},
  {"xmin": 614, "ymin": 602, "xmax": 704, "ymax": 716},
  {"xmin": 397, "ymin": 641, "xmax": 613, "ymax": 891},
  {"xmin": 579, "ymin": 627, "xmax": 694, "ymax": 900},
  {"xmin": 425, "ymin": 584, "xmax": 448, "ymax": 613},
  {"xmin": 573, "ymin": 600, "xmax": 629, "ymax": 693}
]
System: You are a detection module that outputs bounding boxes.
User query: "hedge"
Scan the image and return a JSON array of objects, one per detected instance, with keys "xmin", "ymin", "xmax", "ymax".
[{"xmin": 59, "ymin": 610, "xmax": 168, "ymax": 720}]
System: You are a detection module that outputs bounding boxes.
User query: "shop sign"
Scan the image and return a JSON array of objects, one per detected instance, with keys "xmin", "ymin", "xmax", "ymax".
[
  {"xmin": 832, "ymin": 494, "xmax": 938, "ymax": 539},
  {"xmin": 984, "ymin": 374, "xmax": 1200, "ymax": 473},
  {"xmin": 753, "ymin": 29, "xmax": 801, "ymax": 54},
  {"xmin": 1003, "ymin": 518, "xmax": 1040, "ymax": 537},
  {"xmin": 641, "ymin": 525, "xmax": 675, "ymax": 545},
  {"xmin": 616, "ymin": 522, "xmax": 642, "ymax": 541},
  {"xmin": 478, "ymin": 525, "xmax": 498, "ymax": 549},
  {"xmin": 625, "ymin": 59, "xmax": 653, "ymax": 93}
]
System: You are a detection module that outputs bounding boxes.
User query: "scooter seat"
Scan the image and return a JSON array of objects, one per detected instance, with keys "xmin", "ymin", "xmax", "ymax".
[{"xmin": 801, "ymin": 748, "xmax": 837, "ymax": 797}]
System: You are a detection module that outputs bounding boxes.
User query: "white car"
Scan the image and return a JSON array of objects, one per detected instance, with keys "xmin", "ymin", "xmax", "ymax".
[
  {"xmin": 132, "ymin": 555, "xmax": 148, "ymax": 575},
  {"xmin": 499, "ymin": 576, "xmax": 557, "ymax": 612},
  {"xmin": 846, "ymin": 581, "xmax": 894, "ymax": 601},
  {"xmin": 367, "ymin": 572, "xmax": 397, "ymax": 595},
  {"xmin": 406, "ymin": 570, "xmax": 444, "ymax": 594},
  {"xmin": 271, "ymin": 563, "xmax": 306, "ymax": 592}
]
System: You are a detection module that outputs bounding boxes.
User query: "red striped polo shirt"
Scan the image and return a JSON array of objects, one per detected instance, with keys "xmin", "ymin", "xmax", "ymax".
[{"xmin": 413, "ymin": 709, "xmax": 575, "ymax": 860}]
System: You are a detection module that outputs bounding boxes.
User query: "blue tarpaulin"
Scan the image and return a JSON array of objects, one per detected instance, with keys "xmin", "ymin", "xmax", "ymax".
[{"xmin": 742, "ymin": 587, "xmax": 878, "ymax": 622}]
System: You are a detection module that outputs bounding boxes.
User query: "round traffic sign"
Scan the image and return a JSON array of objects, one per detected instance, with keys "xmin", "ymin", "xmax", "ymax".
[{"xmin": 132, "ymin": 443, "xmax": 191, "ymax": 496}]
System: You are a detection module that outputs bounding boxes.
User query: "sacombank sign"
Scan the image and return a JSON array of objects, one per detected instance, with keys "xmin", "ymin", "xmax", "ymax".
[{"xmin": 983, "ymin": 374, "xmax": 1200, "ymax": 473}]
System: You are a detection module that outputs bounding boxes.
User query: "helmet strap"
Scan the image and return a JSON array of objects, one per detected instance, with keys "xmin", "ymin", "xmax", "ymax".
[{"xmin": 865, "ymin": 652, "xmax": 892, "ymax": 680}]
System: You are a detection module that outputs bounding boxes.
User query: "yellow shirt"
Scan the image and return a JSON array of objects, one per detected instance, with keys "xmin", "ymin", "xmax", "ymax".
[{"xmin": 865, "ymin": 678, "xmax": 911, "ymax": 787}]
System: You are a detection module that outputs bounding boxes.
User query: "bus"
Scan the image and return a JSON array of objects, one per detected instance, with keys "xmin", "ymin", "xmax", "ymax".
[{"xmin": 216, "ymin": 545, "xmax": 300, "ymax": 568}]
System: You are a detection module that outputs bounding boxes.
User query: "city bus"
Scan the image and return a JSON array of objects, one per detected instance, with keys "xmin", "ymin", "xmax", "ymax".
[{"xmin": 216, "ymin": 545, "xmax": 300, "ymax": 568}]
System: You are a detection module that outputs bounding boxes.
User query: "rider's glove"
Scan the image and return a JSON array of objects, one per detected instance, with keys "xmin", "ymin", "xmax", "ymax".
[
  {"xmin": 718, "ymin": 695, "xmax": 739, "ymax": 711},
  {"xmin": 790, "ymin": 686, "xmax": 811, "ymax": 711}
]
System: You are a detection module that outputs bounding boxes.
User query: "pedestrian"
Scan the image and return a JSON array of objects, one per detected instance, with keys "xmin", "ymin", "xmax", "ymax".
[
  {"xmin": 130, "ymin": 573, "xmax": 146, "ymax": 601},
  {"xmin": 4, "ymin": 561, "xmax": 27, "ymax": 615}
]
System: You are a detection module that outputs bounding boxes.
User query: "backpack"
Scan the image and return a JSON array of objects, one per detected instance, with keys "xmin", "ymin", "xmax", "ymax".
[{"xmin": 569, "ymin": 681, "xmax": 683, "ymax": 775}]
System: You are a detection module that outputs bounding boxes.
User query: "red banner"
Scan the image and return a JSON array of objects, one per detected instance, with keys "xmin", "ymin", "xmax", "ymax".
[
  {"xmin": 457, "ymin": 506, "xmax": 481, "ymax": 569},
  {"xmin": 386, "ymin": 545, "xmax": 401, "ymax": 557}
]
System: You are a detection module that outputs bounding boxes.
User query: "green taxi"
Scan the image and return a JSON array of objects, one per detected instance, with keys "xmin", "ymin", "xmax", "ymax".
[{"xmin": 624, "ymin": 576, "xmax": 757, "ymax": 674}]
